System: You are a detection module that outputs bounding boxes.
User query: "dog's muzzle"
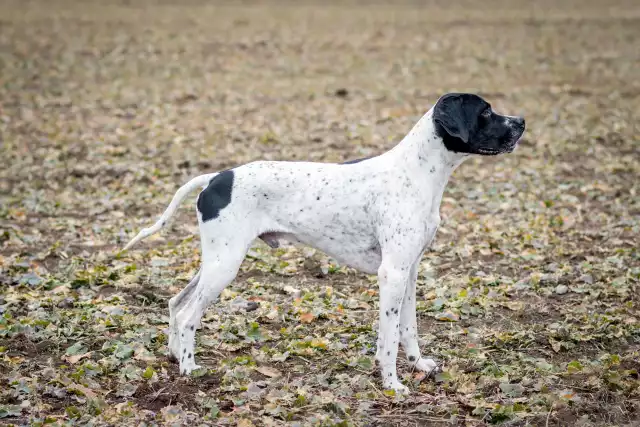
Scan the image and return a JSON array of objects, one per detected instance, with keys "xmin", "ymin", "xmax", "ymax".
[{"xmin": 505, "ymin": 117, "xmax": 526, "ymax": 152}]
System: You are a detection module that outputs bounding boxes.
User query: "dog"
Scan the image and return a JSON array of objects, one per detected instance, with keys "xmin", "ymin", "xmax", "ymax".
[{"xmin": 123, "ymin": 93, "xmax": 525, "ymax": 394}]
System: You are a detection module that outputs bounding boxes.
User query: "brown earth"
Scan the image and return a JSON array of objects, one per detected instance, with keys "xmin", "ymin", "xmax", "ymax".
[{"xmin": 1, "ymin": 0, "xmax": 639, "ymax": 425}]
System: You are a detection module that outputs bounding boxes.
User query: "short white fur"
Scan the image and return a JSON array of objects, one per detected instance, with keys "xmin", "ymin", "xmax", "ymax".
[{"xmin": 125, "ymin": 106, "xmax": 472, "ymax": 394}]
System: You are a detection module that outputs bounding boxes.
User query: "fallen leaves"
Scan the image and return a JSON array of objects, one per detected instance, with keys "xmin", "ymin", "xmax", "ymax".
[
  {"xmin": 435, "ymin": 311, "xmax": 460, "ymax": 322},
  {"xmin": 64, "ymin": 351, "xmax": 92, "ymax": 365},
  {"xmin": 67, "ymin": 383, "xmax": 96, "ymax": 399},
  {"xmin": 0, "ymin": 1, "xmax": 638, "ymax": 426},
  {"xmin": 298, "ymin": 312, "xmax": 315, "ymax": 324},
  {"xmin": 256, "ymin": 366, "xmax": 282, "ymax": 378}
]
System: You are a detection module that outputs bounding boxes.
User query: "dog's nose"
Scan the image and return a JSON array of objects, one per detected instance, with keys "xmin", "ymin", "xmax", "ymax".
[{"xmin": 513, "ymin": 116, "xmax": 525, "ymax": 128}]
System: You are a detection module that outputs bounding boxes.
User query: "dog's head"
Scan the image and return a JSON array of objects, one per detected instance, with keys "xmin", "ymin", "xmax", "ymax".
[{"xmin": 433, "ymin": 93, "xmax": 525, "ymax": 156}]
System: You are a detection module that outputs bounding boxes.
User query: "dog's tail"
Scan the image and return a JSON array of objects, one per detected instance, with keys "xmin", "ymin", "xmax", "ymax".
[{"xmin": 122, "ymin": 173, "xmax": 218, "ymax": 251}]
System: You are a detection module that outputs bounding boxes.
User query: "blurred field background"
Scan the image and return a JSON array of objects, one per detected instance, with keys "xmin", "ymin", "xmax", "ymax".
[{"xmin": 1, "ymin": 0, "xmax": 639, "ymax": 425}]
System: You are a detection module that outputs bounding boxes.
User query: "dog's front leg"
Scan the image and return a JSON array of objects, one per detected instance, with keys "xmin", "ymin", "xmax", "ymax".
[
  {"xmin": 376, "ymin": 261, "xmax": 411, "ymax": 394},
  {"xmin": 399, "ymin": 260, "xmax": 438, "ymax": 374}
]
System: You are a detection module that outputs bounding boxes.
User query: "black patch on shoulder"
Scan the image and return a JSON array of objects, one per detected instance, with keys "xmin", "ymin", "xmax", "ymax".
[
  {"xmin": 340, "ymin": 156, "xmax": 371, "ymax": 165},
  {"xmin": 197, "ymin": 170, "xmax": 234, "ymax": 222}
]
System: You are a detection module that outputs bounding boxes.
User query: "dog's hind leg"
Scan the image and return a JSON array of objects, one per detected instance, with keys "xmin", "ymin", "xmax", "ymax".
[
  {"xmin": 167, "ymin": 268, "xmax": 201, "ymax": 362},
  {"xmin": 174, "ymin": 230, "xmax": 254, "ymax": 375},
  {"xmin": 399, "ymin": 260, "xmax": 438, "ymax": 374}
]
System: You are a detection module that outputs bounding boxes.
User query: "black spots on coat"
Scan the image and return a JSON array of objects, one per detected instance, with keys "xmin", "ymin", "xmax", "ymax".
[
  {"xmin": 392, "ymin": 308, "xmax": 398, "ymax": 314},
  {"xmin": 430, "ymin": 166, "xmax": 436, "ymax": 173},
  {"xmin": 385, "ymin": 310, "xmax": 389, "ymax": 316},
  {"xmin": 188, "ymin": 353, "xmax": 192, "ymax": 359},
  {"xmin": 190, "ymin": 325, "xmax": 194, "ymax": 331},
  {"xmin": 335, "ymin": 88, "xmax": 349, "ymax": 97},
  {"xmin": 387, "ymin": 351, "xmax": 390, "ymax": 356},
  {"xmin": 340, "ymin": 156, "xmax": 372, "ymax": 165},
  {"xmin": 316, "ymin": 196, "xmax": 320, "ymax": 201},
  {"xmin": 197, "ymin": 170, "xmax": 234, "ymax": 222},
  {"xmin": 388, "ymin": 372, "xmax": 393, "ymax": 377},
  {"xmin": 408, "ymin": 355, "xmax": 416, "ymax": 362},
  {"xmin": 183, "ymin": 349, "xmax": 186, "ymax": 354}
]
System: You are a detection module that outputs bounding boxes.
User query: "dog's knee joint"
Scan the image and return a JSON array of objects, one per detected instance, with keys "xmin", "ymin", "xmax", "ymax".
[{"xmin": 378, "ymin": 264, "xmax": 410, "ymax": 286}]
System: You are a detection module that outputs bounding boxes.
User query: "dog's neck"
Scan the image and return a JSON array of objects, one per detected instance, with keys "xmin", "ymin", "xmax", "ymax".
[{"xmin": 389, "ymin": 108, "xmax": 470, "ymax": 180}]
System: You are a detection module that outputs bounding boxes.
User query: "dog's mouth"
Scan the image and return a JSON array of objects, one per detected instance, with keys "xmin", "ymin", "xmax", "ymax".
[
  {"xmin": 479, "ymin": 130, "xmax": 524, "ymax": 156},
  {"xmin": 476, "ymin": 140, "xmax": 519, "ymax": 156},
  {"xmin": 476, "ymin": 147, "xmax": 502, "ymax": 156}
]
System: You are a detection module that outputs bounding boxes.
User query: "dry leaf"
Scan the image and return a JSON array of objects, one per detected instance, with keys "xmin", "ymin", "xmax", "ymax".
[
  {"xmin": 64, "ymin": 351, "xmax": 92, "ymax": 365},
  {"xmin": 299, "ymin": 312, "xmax": 315, "ymax": 323},
  {"xmin": 68, "ymin": 383, "xmax": 96, "ymax": 398},
  {"xmin": 256, "ymin": 366, "xmax": 282, "ymax": 378},
  {"xmin": 436, "ymin": 311, "xmax": 460, "ymax": 322}
]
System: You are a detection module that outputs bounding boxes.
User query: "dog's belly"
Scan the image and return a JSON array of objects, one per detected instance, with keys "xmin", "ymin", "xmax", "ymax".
[
  {"xmin": 259, "ymin": 232, "xmax": 382, "ymax": 275},
  {"xmin": 308, "ymin": 236, "xmax": 382, "ymax": 275},
  {"xmin": 332, "ymin": 246, "xmax": 382, "ymax": 275}
]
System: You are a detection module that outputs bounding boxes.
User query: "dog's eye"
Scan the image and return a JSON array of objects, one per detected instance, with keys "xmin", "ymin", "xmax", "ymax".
[{"xmin": 481, "ymin": 108, "xmax": 492, "ymax": 118}]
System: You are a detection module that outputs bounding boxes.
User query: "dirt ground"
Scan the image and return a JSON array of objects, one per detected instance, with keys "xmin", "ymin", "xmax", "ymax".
[{"xmin": 1, "ymin": 0, "xmax": 639, "ymax": 425}]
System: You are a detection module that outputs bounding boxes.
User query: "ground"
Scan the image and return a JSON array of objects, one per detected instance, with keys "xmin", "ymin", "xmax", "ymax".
[{"xmin": 1, "ymin": 0, "xmax": 639, "ymax": 425}]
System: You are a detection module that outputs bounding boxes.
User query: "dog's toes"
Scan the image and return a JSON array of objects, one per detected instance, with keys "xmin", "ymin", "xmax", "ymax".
[
  {"xmin": 384, "ymin": 380, "xmax": 410, "ymax": 395},
  {"xmin": 415, "ymin": 357, "xmax": 440, "ymax": 375}
]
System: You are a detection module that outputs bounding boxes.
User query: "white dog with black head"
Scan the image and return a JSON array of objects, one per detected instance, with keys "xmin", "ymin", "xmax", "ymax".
[{"xmin": 123, "ymin": 93, "xmax": 525, "ymax": 394}]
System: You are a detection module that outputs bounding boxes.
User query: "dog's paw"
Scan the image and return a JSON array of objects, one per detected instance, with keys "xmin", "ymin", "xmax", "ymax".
[
  {"xmin": 384, "ymin": 380, "xmax": 410, "ymax": 395},
  {"xmin": 179, "ymin": 364, "xmax": 202, "ymax": 376},
  {"xmin": 414, "ymin": 357, "xmax": 439, "ymax": 374}
]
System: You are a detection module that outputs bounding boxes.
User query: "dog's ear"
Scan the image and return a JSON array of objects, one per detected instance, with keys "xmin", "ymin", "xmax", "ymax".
[{"xmin": 433, "ymin": 94, "xmax": 471, "ymax": 143}]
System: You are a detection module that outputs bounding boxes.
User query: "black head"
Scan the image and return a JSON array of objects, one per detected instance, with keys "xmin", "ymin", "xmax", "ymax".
[{"xmin": 433, "ymin": 93, "xmax": 525, "ymax": 156}]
